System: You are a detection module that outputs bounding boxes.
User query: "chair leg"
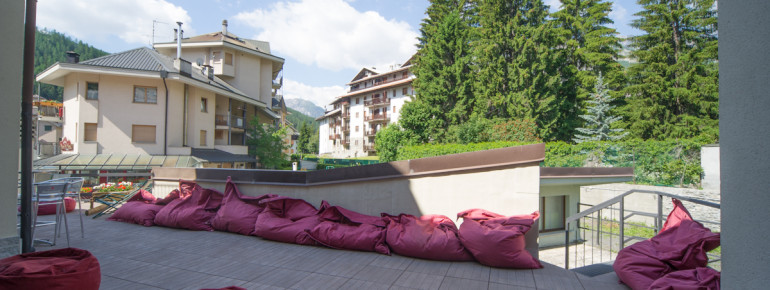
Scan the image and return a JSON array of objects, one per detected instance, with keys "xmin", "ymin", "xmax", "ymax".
[{"xmin": 77, "ymin": 196, "xmax": 85, "ymax": 238}]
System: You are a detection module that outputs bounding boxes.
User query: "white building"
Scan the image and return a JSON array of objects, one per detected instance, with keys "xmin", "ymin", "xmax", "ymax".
[{"xmin": 318, "ymin": 57, "xmax": 415, "ymax": 157}]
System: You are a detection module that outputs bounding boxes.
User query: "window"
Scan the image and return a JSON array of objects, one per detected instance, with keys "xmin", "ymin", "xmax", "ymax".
[
  {"xmin": 86, "ymin": 82, "xmax": 98, "ymax": 100},
  {"xmin": 200, "ymin": 130, "xmax": 207, "ymax": 146},
  {"xmin": 355, "ymin": 140, "xmax": 359, "ymax": 145},
  {"xmin": 355, "ymin": 112, "xmax": 359, "ymax": 118},
  {"xmin": 393, "ymin": 89, "xmax": 396, "ymax": 97},
  {"xmin": 201, "ymin": 98, "xmax": 208, "ymax": 112},
  {"xmin": 84, "ymin": 123, "xmax": 97, "ymax": 142},
  {"xmin": 540, "ymin": 196, "xmax": 566, "ymax": 232},
  {"xmin": 402, "ymin": 71, "xmax": 408, "ymax": 77},
  {"xmin": 384, "ymin": 91, "xmax": 388, "ymax": 97},
  {"xmin": 355, "ymin": 126, "xmax": 359, "ymax": 132},
  {"xmin": 132, "ymin": 125, "xmax": 156, "ymax": 143},
  {"xmin": 44, "ymin": 125, "xmax": 52, "ymax": 132},
  {"xmin": 224, "ymin": 52, "xmax": 233, "ymax": 65},
  {"xmin": 393, "ymin": 106, "xmax": 397, "ymax": 113},
  {"xmin": 356, "ymin": 98, "xmax": 360, "ymax": 104},
  {"xmin": 402, "ymin": 87, "xmax": 408, "ymax": 95},
  {"xmin": 134, "ymin": 86, "xmax": 157, "ymax": 103},
  {"xmin": 215, "ymin": 130, "xmax": 225, "ymax": 140}
]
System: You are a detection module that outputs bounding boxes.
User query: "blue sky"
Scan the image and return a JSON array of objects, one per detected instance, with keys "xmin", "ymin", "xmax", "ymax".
[{"xmin": 36, "ymin": 0, "xmax": 643, "ymax": 108}]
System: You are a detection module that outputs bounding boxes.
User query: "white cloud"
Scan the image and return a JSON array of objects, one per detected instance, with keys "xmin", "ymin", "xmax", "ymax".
[
  {"xmin": 37, "ymin": 0, "xmax": 193, "ymax": 46},
  {"xmin": 233, "ymin": 0, "xmax": 419, "ymax": 71},
  {"xmin": 545, "ymin": 0, "xmax": 562, "ymax": 12},
  {"xmin": 610, "ymin": 2, "xmax": 629, "ymax": 24},
  {"xmin": 283, "ymin": 79, "xmax": 346, "ymax": 108}
]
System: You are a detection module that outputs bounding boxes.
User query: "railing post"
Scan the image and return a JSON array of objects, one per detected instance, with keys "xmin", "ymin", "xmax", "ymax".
[
  {"xmin": 657, "ymin": 194, "xmax": 663, "ymax": 234},
  {"xmin": 565, "ymin": 226, "xmax": 570, "ymax": 269},
  {"xmin": 619, "ymin": 197, "xmax": 625, "ymax": 250}
]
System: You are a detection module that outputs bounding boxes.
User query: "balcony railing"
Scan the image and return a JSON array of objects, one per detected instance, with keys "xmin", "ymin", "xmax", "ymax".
[
  {"xmin": 342, "ymin": 125, "xmax": 350, "ymax": 132},
  {"xmin": 215, "ymin": 114, "xmax": 245, "ymax": 128},
  {"xmin": 364, "ymin": 113, "xmax": 389, "ymax": 122},
  {"xmin": 364, "ymin": 98, "xmax": 390, "ymax": 107},
  {"xmin": 349, "ymin": 73, "xmax": 411, "ymax": 93},
  {"xmin": 363, "ymin": 144, "xmax": 375, "ymax": 151},
  {"xmin": 365, "ymin": 129, "xmax": 378, "ymax": 137},
  {"xmin": 342, "ymin": 113, "xmax": 350, "ymax": 119}
]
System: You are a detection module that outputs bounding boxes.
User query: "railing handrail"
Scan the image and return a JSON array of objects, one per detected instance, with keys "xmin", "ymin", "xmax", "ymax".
[{"xmin": 565, "ymin": 189, "xmax": 720, "ymax": 224}]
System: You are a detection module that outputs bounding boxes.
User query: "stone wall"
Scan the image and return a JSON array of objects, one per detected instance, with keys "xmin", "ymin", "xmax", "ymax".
[{"xmin": 580, "ymin": 183, "xmax": 721, "ymax": 232}]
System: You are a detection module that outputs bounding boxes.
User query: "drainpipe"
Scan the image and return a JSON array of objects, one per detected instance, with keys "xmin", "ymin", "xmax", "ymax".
[
  {"xmin": 183, "ymin": 84, "xmax": 188, "ymax": 146},
  {"xmin": 161, "ymin": 70, "xmax": 169, "ymax": 155},
  {"xmin": 20, "ymin": 0, "xmax": 37, "ymax": 253}
]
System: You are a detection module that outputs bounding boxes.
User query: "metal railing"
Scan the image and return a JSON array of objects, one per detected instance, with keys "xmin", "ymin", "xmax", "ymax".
[
  {"xmin": 365, "ymin": 98, "xmax": 390, "ymax": 107},
  {"xmin": 564, "ymin": 189, "xmax": 721, "ymax": 270},
  {"xmin": 364, "ymin": 114, "xmax": 388, "ymax": 122}
]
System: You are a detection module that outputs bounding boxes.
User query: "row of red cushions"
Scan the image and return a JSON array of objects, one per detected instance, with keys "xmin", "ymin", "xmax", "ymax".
[{"xmin": 108, "ymin": 178, "xmax": 542, "ymax": 269}]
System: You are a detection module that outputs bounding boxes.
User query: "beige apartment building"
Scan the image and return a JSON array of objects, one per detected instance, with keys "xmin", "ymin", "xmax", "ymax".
[
  {"xmin": 35, "ymin": 21, "xmax": 285, "ymax": 177},
  {"xmin": 317, "ymin": 57, "xmax": 415, "ymax": 157}
]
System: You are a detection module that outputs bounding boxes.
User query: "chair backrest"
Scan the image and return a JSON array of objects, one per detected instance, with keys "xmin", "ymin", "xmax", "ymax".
[{"xmin": 34, "ymin": 177, "xmax": 85, "ymax": 203}]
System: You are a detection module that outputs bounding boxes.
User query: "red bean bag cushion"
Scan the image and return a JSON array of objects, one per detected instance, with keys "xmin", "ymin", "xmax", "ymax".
[
  {"xmin": 308, "ymin": 203, "xmax": 389, "ymax": 255},
  {"xmin": 661, "ymin": 198, "xmax": 693, "ymax": 233},
  {"xmin": 614, "ymin": 206, "xmax": 720, "ymax": 290},
  {"xmin": 0, "ymin": 248, "xmax": 100, "ymax": 290},
  {"xmin": 155, "ymin": 189, "xmax": 181, "ymax": 205},
  {"xmin": 153, "ymin": 180, "xmax": 223, "ymax": 231},
  {"xmin": 33, "ymin": 197, "xmax": 76, "ymax": 216},
  {"xmin": 210, "ymin": 177, "xmax": 277, "ymax": 236},
  {"xmin": 253, "ymin": 197, "xmax": 325, "ymax": 245},
  {"xmin": 107, "ymin": 202, "xmax": 164, "ymax": 227},
  {"xmin": 647, "ymin": 267, "xmax": 721, "ymax": 290},
  {"xmin": 383, "ymin": 214, "xmax": 473, "ymax": 261},
  {"xmin": 457, "ymin": 209, "xmax": 542, "ymax": 269}
]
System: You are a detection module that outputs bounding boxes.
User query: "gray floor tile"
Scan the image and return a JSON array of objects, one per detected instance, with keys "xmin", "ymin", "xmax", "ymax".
[
  {"xmin": 445, "ymin": 262, "xmax": 491, "ymax": 281},
  {"xmin": 489, "ymin": 282, "xmax": 535, "ymax": 290},
  {"xmin": 406, "ymin": 259, "xmax": 451, "ymax": 276},
  {"xmin": 393, "ymin": 271, "xmax": 445, "ymax": 290},
  {"xmin": 532, "ymin": 274, "xmax": 584, "ymax": 290},
  {"xmin": 489, "ymin": 268, "xmax": 536, "ymax": 288},
  {"xmin": 290, "ymin": 273, "xmax": 350, "ymax": 290},
  {"xmin": 313, "ymin": 259, "xmax": 366, "ymax": 278},
  {"xmin": 439, "ymin": 277, "xmax": 489, "ymax": 290},
  {"xmin": 370, "ymin": 254, "xmax": 415, "ymax": 270},
  {"xmin": 353, "ymin": 265, "xmax": 405, "ymax": 285},
  {"xmin": 339, "ymin": 279, "xmax": 392, "ymax": 290},
  {"xmin": 254, "ymin": 268, "xmax": 314, "ymax": 288},
  {"xmin": 99, "ymin": 275, "xmax": 165, "ymax": 290}
]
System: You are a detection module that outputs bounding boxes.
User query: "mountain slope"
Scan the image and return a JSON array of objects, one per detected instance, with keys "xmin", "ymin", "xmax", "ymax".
[
  {"xmin": 287, "ymin": 107, "xmax": 319, "ymax": 129},
  {"xmin": 285, "ymin": 98, "xmax": 325, "ymax": 118},
  {"xmin": 35, "ymin": 28, "xmax": 109, "ymax": 101}
]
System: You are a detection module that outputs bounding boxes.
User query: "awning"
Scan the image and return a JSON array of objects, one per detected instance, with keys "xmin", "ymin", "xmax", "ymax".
[{"xmin": 33, "ymin": 153, "xmax": 202, "ymax": 171}]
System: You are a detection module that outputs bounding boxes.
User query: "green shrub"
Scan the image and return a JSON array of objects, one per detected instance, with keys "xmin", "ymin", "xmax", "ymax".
[{"xmin": 396, "ymin": 141, "xmax": 535, "ymax": 160}]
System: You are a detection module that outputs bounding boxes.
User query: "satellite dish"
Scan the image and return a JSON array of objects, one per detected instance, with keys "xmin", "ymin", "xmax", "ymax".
[{"xmin": 196, "ymin": 58, "xmax": 204, "ymax": 66}]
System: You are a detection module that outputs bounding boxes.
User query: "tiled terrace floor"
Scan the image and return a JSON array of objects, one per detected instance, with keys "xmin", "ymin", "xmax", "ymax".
[{"xmin": 31, "ymin": 211, "xmax": 629, "ymax": 290}]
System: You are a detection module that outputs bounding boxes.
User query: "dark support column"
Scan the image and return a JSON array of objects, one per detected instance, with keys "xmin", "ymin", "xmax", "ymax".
[{"xmin": 20, "ymin": 0, "xmax": 38, "ymax": 253}]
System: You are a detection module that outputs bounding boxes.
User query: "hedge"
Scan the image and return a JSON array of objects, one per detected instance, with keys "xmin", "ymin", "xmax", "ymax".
[{"xmin": 394, "ymin": 139, "xmax": 707, "ymax": 188}]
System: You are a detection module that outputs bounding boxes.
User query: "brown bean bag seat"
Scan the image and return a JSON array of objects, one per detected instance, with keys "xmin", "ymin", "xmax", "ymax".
[
  {"xmin": 210, "ymin": 177, "xmax": 277, "ymax": 236},
  {"xmin": 457, "ymin": 209, "xmax": 542, "ymax": 269},
  {"xmin": 0, "ymin": 248, "xmax": 100, "ymax": 290},
  {"xmin": 614, "ymin": 200, "xmax": 720, "ymax": 290},
  {"xmin": 308, "ymin": 203, "xmax": 389, "ymax": 255},
  {"xmin": 154, "ymin": 180, "xmax": 223, "ymax": 231},
  {"xmin": 383, "ymin": 214, "xmax": 473, "ymax": 261},
  {"xmin": 253, "ymin": 196, "xmax": 326, "ymax": 245}
]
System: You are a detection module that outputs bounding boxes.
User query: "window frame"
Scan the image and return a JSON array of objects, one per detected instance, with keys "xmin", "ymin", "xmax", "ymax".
[
  {"xmin": 83, "ymin": 123, "xmax": 97, "ymax": 142},
  {"xmin": 133, "ymin": 86, "xmax": 158, "ymax": 104},
  {"xmin": 200, "ymin": 130, "xmax": 207, "ymax": 146},
  {"xmin": 131, "ymin": 125, "xmax": 156, "ymax": 143},
  {"xmin": 540, "ymin": 195, "xmax": 567, "ymax": 232},
  {"xmin": 201, "ymin": 97, "xmax": 208, "ymax": 113},
  {"xmin": 224, "ymin": 52, "xmax": 233, "ymax": 65},
  {"xmin": 86, "ymin": 82, "xmax": 99, "ymax": 100}
]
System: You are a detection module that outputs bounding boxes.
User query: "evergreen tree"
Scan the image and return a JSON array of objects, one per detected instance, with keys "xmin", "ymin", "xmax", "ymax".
[
  {"xmin": 34, "ymin": 28, "xmax": 108, "ymax": 101},
  {"xmin": 621, "ymin": 0, "xmax": 719, "ymax": 141},
  {"xmin": 246, "ymin": 119, "xmax": 289, "ymax": 169},
  {"xmin": 552, "ymin": 0, "xmax": 625, "ymax": 139},
  {"xmin": 573, "ymin": 74, "xmax": 627, "ymax": 142},
  {"xmin": 472, "ymin": 0, "xmax": 566, "ymax": 140},
  {"xmin": 297, "ymin": 122, "xmax": 311, "ymax": 154}
]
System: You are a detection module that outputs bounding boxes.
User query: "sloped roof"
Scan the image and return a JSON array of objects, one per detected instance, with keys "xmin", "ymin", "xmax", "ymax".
[{"xmin": 81, "ymin": 47, "xmax": 175, "ymax": 72}]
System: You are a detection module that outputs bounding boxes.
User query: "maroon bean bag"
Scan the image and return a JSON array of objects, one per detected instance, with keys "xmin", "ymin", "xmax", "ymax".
[
  {"xmin": 308, "ymin": 203, "xmax": 389, "ymax": 255},
  {"xmin": 253, "ymin": 196, "xmax": 325, "ymax": 245},
  {"xmin": 457, "ymin": 209, "xmax": 542, "ymax": 269},
  {"xmin": 29, "ymin": 197, "xmax": 77, "ymax": 216},
  {"xmin": 210, "ymin": 177, "xmax": 277, "ymax": 236},
  {"xmin": 153, "ymin": 180, "xmax": 223, "ymax": 231},
  {"xmin": 647, "ymin": 267, "xmax": 721, "ymax": 290},
  {"xmin": 107, "ymin": 189, "xmax": 165, "ymax": 227},
  {"xmin": 661, "ymin": 198, "xmax": 693, "ymax": 233},
  {"xmin": 383, "ymin": 214, "xmax": 473, "ymax": 261},
  {"xmin": 614, "ymin": 204, "xmax": 720, "ymax": 290},
  {"xmin": 0, "ymin": 248, "xmax": 100, "ymax": 290}
]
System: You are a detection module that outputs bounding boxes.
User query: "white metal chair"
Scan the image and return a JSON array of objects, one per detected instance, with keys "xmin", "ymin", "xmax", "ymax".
[{"xmin": 31, "ymin": 177, "xmax": 85, "ymax": 247}]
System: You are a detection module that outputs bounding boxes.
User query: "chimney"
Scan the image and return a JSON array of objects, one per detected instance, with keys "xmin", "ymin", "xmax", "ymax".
[
  {"xmin": 173, "ymin": 28, "xmax": 178, "ymax": 41},
  {"xmin": 222, "ymin": 19, "xmax": 228, "ymax": 35},
  {"xmin": 202, "ymin": 65, "xmax": 214, "ymax": 80},
  {"xmin": 65, "ymin": 51, "xmax": 80, "ymax": 63},
  {"xmin": 176, "ymin": 21, "xmax": 183, "ymax": 59}
]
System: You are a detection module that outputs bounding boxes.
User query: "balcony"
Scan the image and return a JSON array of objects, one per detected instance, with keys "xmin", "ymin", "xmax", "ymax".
[
  {"xmin": 349, "ymin": 73, "xmax": 411, "ymax": 93},
  {"xmin": 215, "ymin": 114, "xmax": 246, "ymax": 129},
  {"xmin": 365, "ymin": 129, "xmax": 378, "ymax": 137},
  {"xmin": 342, "ymin": 139, "xmax": 350, "ymax": 146},
  {"xmin": 342, "ymin": 125, "xmax": 350, "ymax": 132},
  {"xmin": 364, "ymin": 113, "xmax": 389, "ymax": 123},
  {"xmin": 342, "ymin": 112, "xmax": 350, "ymax": 119},
  {"xmin": 363, "ymin": 144, "xmax": 375, "ymax": 151},
  {"xmin": 364, "ymin": 98, "xmax": 390, "ymax": 107}
]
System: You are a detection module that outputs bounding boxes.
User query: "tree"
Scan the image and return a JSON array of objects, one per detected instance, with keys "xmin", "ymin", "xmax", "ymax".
[
  {"xmin": 306, "ymin": 130, "xmax": 319, "ymax": 154},
  {"xmin": 472, "ymin": 0, "xmax": 568, "ymax": 140},
  {"xmin": 573, "ymin": 74, "xmax": 627, "ymax": 143},
  {"xmin": 375, "ymin": 124, "xmax": 411, "ymax": 162},
  {"xmin": 620, "ymin": 0, "xmax": 719, "ymax": 141},
  {"xmin": 34, "ymin": 28, "xmax": 108, "ymax": 101},
  {"xmin": 297, "ymin": 122, "xmax": 311, "ymax": 154},
  {"xmin": 246, "ymin": 118, "xmax": 289, "ymax": 169},
  {"xmin": 551, "ymin": 0, "xmax": 625, "ymax": 139}
]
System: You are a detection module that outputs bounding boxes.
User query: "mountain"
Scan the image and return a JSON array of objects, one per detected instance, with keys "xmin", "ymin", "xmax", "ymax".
[
  {"xmin": 285, "ymin": 98, "xmax": 325, "ymax": 118},
  {"xmin": 35, "ymin": 28, "xmax": 109, "ymax": 101},
  {"xmin": 287, "ymin": 107, "xmax": 319, "ymax": 129}
]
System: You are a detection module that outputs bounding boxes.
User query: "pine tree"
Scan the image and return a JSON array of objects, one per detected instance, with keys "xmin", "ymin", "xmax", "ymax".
[
  {"xmin": 552, "ymin": 0, "xmax": 625, "ymax": 140},
  {"xmin": 472, "ymin": 0, "xmax": 564, "ymax": 140},
  {"xmin": 573, "ymin": 74, "xmax": 627, "ymax": 142},
  {"xmin": 620, "ymin": 0, "xmax": 719, "ymax": 141}
]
